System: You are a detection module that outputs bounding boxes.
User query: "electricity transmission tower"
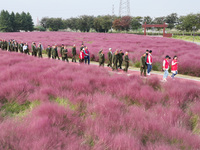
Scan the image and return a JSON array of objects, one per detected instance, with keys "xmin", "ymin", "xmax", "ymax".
[{"xmin": 119, "ymin": 0, "xmax": 130, "ymax": 17}]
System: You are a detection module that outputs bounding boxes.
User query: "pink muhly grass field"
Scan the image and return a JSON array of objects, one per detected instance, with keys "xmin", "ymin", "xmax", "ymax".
[
  {"xmin": 0, "ymin": 32, "xmax": 200, "ymax": 76},
  {"xmin": 0, "ymin": 51, "xmax": 200, "ymax": 149}
]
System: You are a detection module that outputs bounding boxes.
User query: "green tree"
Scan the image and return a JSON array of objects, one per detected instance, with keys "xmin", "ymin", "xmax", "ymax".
[
  {"xmin": 143, "ymin": 16, "xmax": 153, "ymax": 24},
  {"xmin": 20, "ymin": 12, "xmax": 28, "ymax": 31},
  {"xmin": 26, "ymin": 12, "xmax": 34, "ymax": 31},
  {"xmin": 0, "ymin": 10, "xmax": 12, "ymax": 32},
  {"xmin": 152, "ymin": 17, "xmax": 165, "ymax": 31},
  {"xmin": 131, "ymin": 16, "xmax": 142, "ymax": 30},
  {"xmin": 182, "ymin": 14, "xmax": 200, "ymax": 32},
  {"xmin": 78, "ymin": 15, "xmax": 94, "ymax": 32},
  {"xmin": 10, "ymin": 12, "xmax": 16, "ymax": 32},
  {"xmin": 100, "ymin": 15, "xmax": 113, "ymax": 32},
  {"xmin": 40, "ymin": 17, "xmax": 49, "ymax": 29},
  {"xmin": 176, "ymin": 16, "xmax": 186, "ymax": 32},
  {"xmin": 93, "ymin": 16, "xmax": 103, "ymax": 32},
  {"xmin": 15, "ymin": 12, "xmax": 22, "ymax": 31},
  {"xmin": 165, "ymin": 13, "xmax": 178, "ymax": 29}
]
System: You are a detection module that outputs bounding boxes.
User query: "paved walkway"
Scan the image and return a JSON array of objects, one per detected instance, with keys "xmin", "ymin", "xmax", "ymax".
[{"xmin": 66, "ymin": 58, "xmax": 200, "ymax": 83}]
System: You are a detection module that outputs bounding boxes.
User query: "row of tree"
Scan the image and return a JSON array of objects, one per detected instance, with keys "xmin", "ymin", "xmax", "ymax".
[
  {"xmin": 0, "ymin": 10, "xmax": 34, "ymax": 32},
  {"xmin": 40, "ymin": 13, "xmax": 200, "ymax": 32}
]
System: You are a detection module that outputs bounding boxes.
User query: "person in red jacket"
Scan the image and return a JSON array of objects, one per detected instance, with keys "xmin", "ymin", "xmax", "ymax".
[
  {"xmin": 162, "ymin": 55, "xmax": 171, "ymax": 82},
  {"xmin": 171, "ymin": 56, "xmax": 178, "ymax": 79},
  {"xmin": 79, "ymin": 49, "xmax": 85, "ymax": 63}
]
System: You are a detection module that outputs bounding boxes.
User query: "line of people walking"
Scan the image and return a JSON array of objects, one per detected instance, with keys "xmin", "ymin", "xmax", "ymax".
[{"xmin": 0, "ymin": 39, "xmax": 178, "ymax": 81}]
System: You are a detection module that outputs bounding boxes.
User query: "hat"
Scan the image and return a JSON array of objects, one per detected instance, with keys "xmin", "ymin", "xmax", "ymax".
[{"xmin": 165, "ymin": 55, "xmax": 171, "ymax": 59}]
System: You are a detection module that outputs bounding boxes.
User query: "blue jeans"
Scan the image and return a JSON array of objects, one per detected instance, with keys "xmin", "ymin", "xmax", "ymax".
[
  {"xmin": 171, "ymin": 71, "xmax": 178, "ymax": 78},
  {"xmin": 163, "ymin": 70, "xmax": 169, "ymax": 79},
  {"xmin": 147, "ymin": 64, "xmax": 152, "ymax": 74},
  {"xmin": 84, "ymin": 56, "xmax": 90, "ymax": 64}
]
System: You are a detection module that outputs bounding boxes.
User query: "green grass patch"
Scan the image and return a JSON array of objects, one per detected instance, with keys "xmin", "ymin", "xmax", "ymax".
[
  {"xmin": 54, "ymin": 98, "xmax": 77, "ymax": 111},
  {"xmin": 172, "ymin": 35, "xmax": 200, "ymax": 43},
  {"xmin": 0, "ymin": 101, "xmax": 40, "ymax": 118}
]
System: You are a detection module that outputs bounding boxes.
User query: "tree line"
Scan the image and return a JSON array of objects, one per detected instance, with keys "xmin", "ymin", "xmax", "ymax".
[
  {"xmin": 0, "ymin": 9, "xmax": 199, "ymax": 33},
  {"xmin": 0, "ymin": 10, "xmax": 34, "ymax": 32},
  {"xmin": 40, "ymin": 13, "xmax": 200, "ymax": 33}
]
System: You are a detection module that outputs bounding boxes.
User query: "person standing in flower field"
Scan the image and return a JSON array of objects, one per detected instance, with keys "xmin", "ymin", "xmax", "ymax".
[
  {"xmin": 52, "ymin": 44, "xmax": 60, "ymax": 60},
  {"xmin": 3, "ymin": 40, "xmax": 8, "ymax": 50},
  {"xmin": 123, "ymin": 52, "xmax": 129, "ymax": 72},
  {"xmin": 147, "ymin": 50, "xmax": 152, "ymax": 75},
  {"xmin": 162, "ymin": 55, "xmax": 171, "ymax": 82},
  {"xmin": 99, "ymin": 49, "xmax": 105, "ymax": 67},
  {"xmin": 112, "ymin": 50, "xmax": 119, "ymax": 71},
  {"xmin": 14, "ymin": 41, "xmax": 18, "ymax": 52},
  {"xmin": 140, "ymin": 53, "xmax": 147, "ymax": 76},
  {"xmin": 37, "ymin": 43, "xmax": 43, "ymax": 58},
  {"xmin": 23, "ymin": 43, "xmax": 29, "ymax": 55},
  {"xmin": 60, "ymin": 44, "xmax": 64, "ymax": 57},
  {"xmin": 80, "ymin": 44, "xmax": 84, "ymax": 51},
  {"xmin": 61, "ymin": 46, "xmax": 69, "ymax": 62},
  {"xmin": 1, "ymin": 40, "xmax": 4, "ymax": 50},
  {"xmin": 107, "ymin": 48, "xmax": 113, "ymax": 68},
  {"xmin": 171, "ymin": 56, "xmax": 178, "ymax": 79},
  {"xmin": 46, "ymin": 45, "xmax": 52, "ymax": 59},
  {"xmin": 118, "ymin": 50, "xmax": 124, "ymax": 69},
  {"xmin": 18, "ymin": 42, "xmax": 24, "ymax": 53},
  {"xmin": 31, "ymin": 42, "xmax": 37, "ymax": 57},
  {"xmin": 84, "ymin": 46, "xmax": 90, "ymax": 65},
  {"xmin": 79, "ymin": 49, "xmax": 84, "ymax": 63},
  {"xmin": 72, "ymin": 44, "xmax": 77, "ymax": 63}
]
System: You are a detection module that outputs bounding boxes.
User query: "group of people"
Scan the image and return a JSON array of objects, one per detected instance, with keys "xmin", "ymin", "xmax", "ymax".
[
  {"xmin": 0, "ymin": 39, "xmax": 178, "ymax": 81},
  {"xmin": 79, "ymin": 45, "xmax": 130, "ymax": 72},
  {"xmin": 140, "ymin": 50, "xmax": 178, "ymax": 81}
]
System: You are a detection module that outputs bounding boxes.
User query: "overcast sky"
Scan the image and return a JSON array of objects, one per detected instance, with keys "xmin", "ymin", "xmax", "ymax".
[{"xmin": 1, "ymin": 0, "xmax": 200, "ymax": 24}]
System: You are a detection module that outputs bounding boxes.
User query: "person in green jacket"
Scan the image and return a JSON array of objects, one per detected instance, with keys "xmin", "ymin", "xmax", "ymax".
[
  {"xmin": 99, "ymin": 49, "xmax": 105, "ymax": 67},
  {"xmin": 52, "ymin": 45, "xmax": 60, "ymax": 60},
  {"xmin": 123, "ymin": 52, "xmax": 129, "ymax": 72},
  {"xmin": 31, "ymin": 42, "xmax": 37, "ymax": 57},
  {"xmin": 118, "ymin": 50, "xmax": 124, "ymax": 69},
  {"xmin": 107, "ymin": 48, "xmax": 112, "ymax": 67},
  {"xmin": 37, "ymin": 43, "xmax": 43, "ymax": 58},
  {"xmin": 1, "ymin": 40, "xmax": 4, "ymax": 50},
  {"xmin": 72, "ymin": 44, "xmax": 77, "ymax": 62},
  {"xmin": 46, "ymin": 45, "xmax": 52, "ymax": 59},
  {"xmin": 4, "ymin": 40, "xmax": 7, "ymax": 50},
  {"xmin": 18, "ymin": 42, "xmax": 24, "ymax": 53},
  {"xmin": 14, "ymin": 41, "xmax": 18, "ymax": 52},
  {"xmin": 60, "ymin": 44, "xmax": 64, "ymax": 57},
  {"xmin": 140, "ymin": 53, "xmax": 147, "ymax": 76},
  {"xmin": 61, "ymin": 46, "xmax": 69, "ymax": 62},
  {"xmin": 112, "ymin": 50, "xmax": 119, "ymax": 71}
]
